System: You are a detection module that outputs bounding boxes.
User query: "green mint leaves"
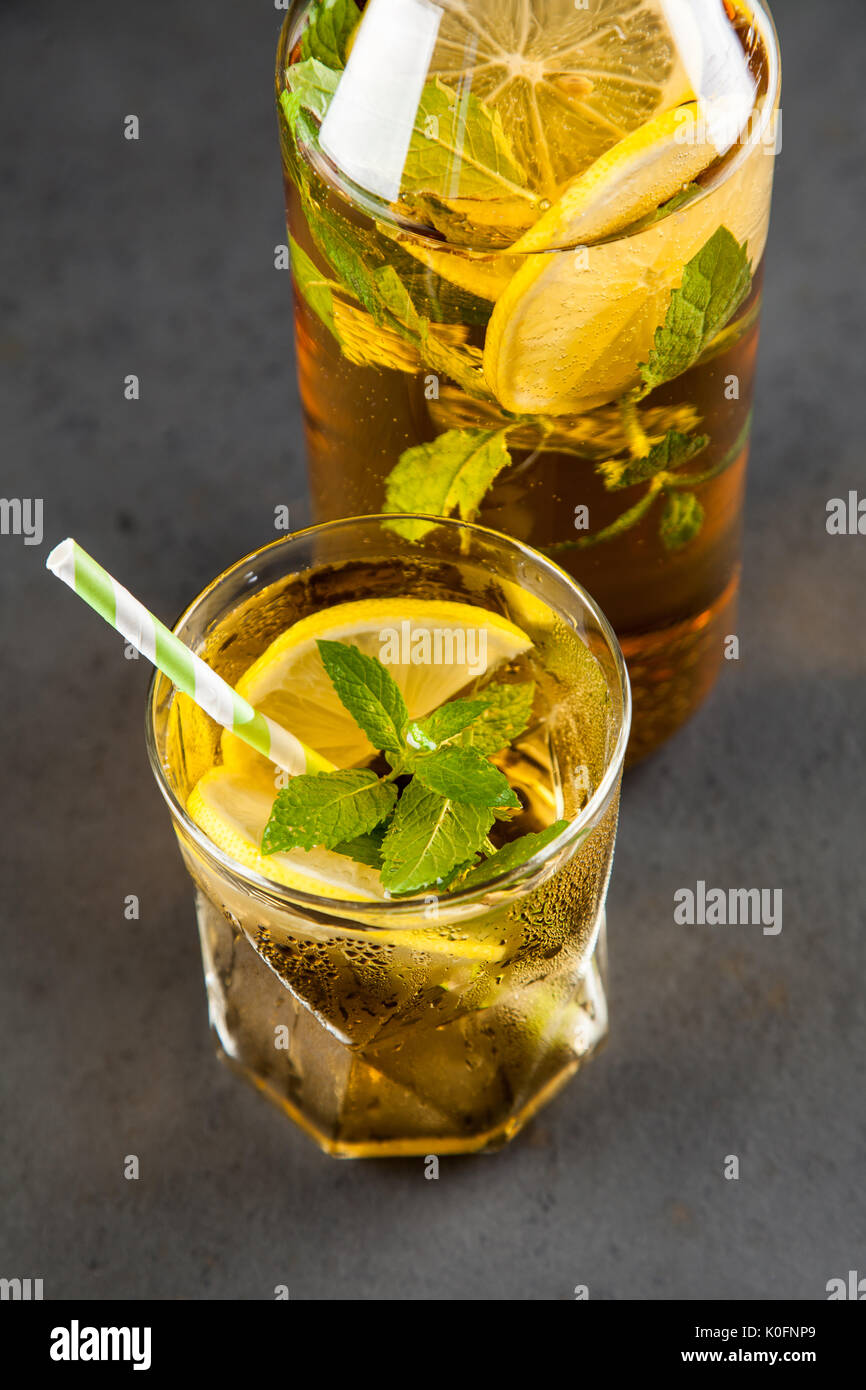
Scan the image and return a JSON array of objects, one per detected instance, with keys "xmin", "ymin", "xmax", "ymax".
[
  {"xmin": 262, "ymin": 640, "xmax": 551, "ymax": 896},
  {"xmin": 317, "ymin": 640, "xmax": 408, "ymax": 754},
  {"xmin": 460, "ymin": 821, "xmax": 569, "ymax": 891},
  {"xmin": 659, "ymin": 491, "xmax": 705, "ymax": 551},
  {"xmin": 380, "ymin": 780, "xmax": 496, "ymax": 895},
  {"xmin": 288, "ymin": 236, "xmax": 345, "ymax": 344},
  {"xmin": 639, "ymin": 227, "xmax": 753, "ymax": 395},
  {"xmin": 401, "ymin": 79, "xmax": 535, "ymax": 207},
  {"xmin": 263, "ymin": 770, "xmax": 397, "ymax": 854},
  {"xmin": 411, "ymin": 680, "xmax": 535, "ymax": 757},
  {"xmin": 458, "ymin": 680, "xmax": 536, "ymax": 755},
  {"xmin": 385, "ymin": 429, "xmax": 512, "ymax": 539},
  {"xmin": 286, "ymin": 58, "xmax": 340, "ymax": 121},
  {"xmin": 413, "ymin": 746, "xmax": 520, "ymax": 809},
  {"xmin": 299, "ymin": 0, "xmax": 360, "ymax": 69},
  {"xmin": 600, "ymin": 429, "xmax": 709, "ymax": 491}
]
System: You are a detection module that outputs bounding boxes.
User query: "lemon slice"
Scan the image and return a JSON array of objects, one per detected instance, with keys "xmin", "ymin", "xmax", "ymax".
[
  {"xmin": 188, "ymin": 766, "xmax": 384, "ymax": 901},
  {"xmin": 391, "ymin": 236, "xmax": 516, "ymax": 306},
  {"xmin": 507, "ymin": 102, "xmax": 718, "ymax": 253},
  {"xmin": 187, "ymin": 766, "xmax": 508, "ymax": 959},
  {"xmin": 390, "ymin": 99, "xmax": 714, "ymax": 307},
  {"xmin": 221, "ymin": 597, "xmax": 532, "ymax": 776},
  {"xmin": 428, "ymin": 0, "xmax": 693, "ymax": 199},
  {"xmin": 483, "ymin": 100, "xmax": 774, "ymax": 414}
]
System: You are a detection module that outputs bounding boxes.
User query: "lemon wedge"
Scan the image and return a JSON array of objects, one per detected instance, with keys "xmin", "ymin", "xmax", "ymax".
[
  {"xmin": 482, "ymin": 100, "xmax": 774, "ymax": 414},
  {"xmin": 507, "ymin": 102, "xmax": 718, "ymax": 254},
  {"xmin": 220, "ymin": 597, "xmax": 532, "ymax": 777}
]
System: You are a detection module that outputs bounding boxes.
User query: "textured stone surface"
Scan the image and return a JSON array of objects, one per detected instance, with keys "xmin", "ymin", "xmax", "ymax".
[{"xmin": 1, "ymin": 0, "xmax": 864, "ymax": 1299}]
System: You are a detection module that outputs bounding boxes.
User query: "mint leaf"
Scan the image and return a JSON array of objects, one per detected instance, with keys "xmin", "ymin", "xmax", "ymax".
[
  {"xmin": 332, "ymin": 825, "xmax": 387, "ymax": 869},
  {"xmin": 299, "ymin": 0, "xmax": 359, "ymax": 68},
  {"xmin": 402, "ymin": 79, "xmax": 535, "ymax": 206},
  {"xmin": 639, "ymin": 227, "xmax": 753, "ymax": 394},
  {"xmin": 460, "ymin": 822, "xmax": 569, "ymax": 891},
  {"xmin": 279, "ymin": 89, "xmax": 495, "ymax": 397},
  {"xmin": 304, "ymin": 196, "xmax": 394, "ymax": 328},
  {"xmin": 279, "ymin": 88, "xmax": 321, "ymax": 176},
  {"xmin": 286, "ymin": 57, "xmax": 340, "ymax": 121},
  {"xmin": 316, "ymin": 640, "xmax": 408, "ymax": 753},
  {"xmin": 413, "ymin": 746, "xmax": 520, "ymax": 808},
  {"xmin": 385, "ymin": 429, "xmax": 511, "ymax": 540},
  {"xmin": 410, "ymin": 699, "xmax": 489, "ymax": 750},
  {"xmin": 263, "ymin": 772, "xmax": 396, "ymax": 854},
  {"xmin": 461, "ymin": 681, "xmax": 535, "ymax": 755},
  {"xmin": 659, "ymin": 491, "xmax": 705, "ymax": 551},
  {"xmin": 602, "ymin": 429, "xmax": 709, "ymax": 491},
  {"xmin": 371, "ymin": 264, "xmax": 426, "ymax": 340},
  {"xmin": 289, "ymin": 236, "xmax": 344, "ymax": 342},
  {"xmin": 436, "ymin": 855, "xmax": 483, "ymax": 892},
  {"xmin": 380, "ymin": 779, "xmax": 495, "ymax": 895}
]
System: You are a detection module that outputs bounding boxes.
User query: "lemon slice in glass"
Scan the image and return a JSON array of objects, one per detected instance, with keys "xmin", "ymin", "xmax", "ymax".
[
  {"xmin": 188, "ymin": 765, "xmax": 385, "ymax": 900},
  {"xmin": 188, "ymin": 762, "xmax": 514, "ymax": 959},
  {"xmin": 219, "ymin": 597, "xmax": 532, "ymax": 776}
]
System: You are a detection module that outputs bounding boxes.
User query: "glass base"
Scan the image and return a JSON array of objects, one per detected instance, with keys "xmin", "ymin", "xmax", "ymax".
[{"xmin": 196, "ymin": 890, "xmax": 609, "ymax": 1158}]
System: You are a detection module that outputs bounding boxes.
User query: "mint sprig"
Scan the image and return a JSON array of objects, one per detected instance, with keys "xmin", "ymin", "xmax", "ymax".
[
  {"xmin": 261, "ymin": 641, "xmax": 555, "ymax": 896},
  {"xmin": 384, "ymin": 429, "xmax": 512, "ymax": 539}
]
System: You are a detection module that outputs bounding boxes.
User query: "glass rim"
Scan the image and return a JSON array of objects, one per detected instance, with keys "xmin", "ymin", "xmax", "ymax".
[
  {"xmin": 145, "ymin": 513, "xmax": 632, "ymax": 923},
  {"xmin": 277, "ymin": 0, "xmax": 781, "ymax": 257}
]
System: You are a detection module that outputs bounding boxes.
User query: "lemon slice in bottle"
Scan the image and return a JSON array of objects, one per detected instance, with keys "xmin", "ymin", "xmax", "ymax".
[
  {"xmin": 482, "ymin": 100, "xmax": 773, "ymax": 414},
  {"xmin": 427, "ymin": 0, "xmax": 694, "ymax": 199},
  {"xmin": 378, "ymin": 0, "xmax": 698, "ymax": 304}
]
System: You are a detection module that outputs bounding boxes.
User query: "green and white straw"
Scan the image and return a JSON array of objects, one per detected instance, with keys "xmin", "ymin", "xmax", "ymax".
[{"xmin": 46, "ymin": 538, "xmax": 334, "ymax": 776}]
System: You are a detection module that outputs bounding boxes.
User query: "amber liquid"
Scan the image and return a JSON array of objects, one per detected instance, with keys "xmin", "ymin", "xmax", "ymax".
[{"xmin": 279, "ymin": 7, "xmax": 774, "ymax": 763}]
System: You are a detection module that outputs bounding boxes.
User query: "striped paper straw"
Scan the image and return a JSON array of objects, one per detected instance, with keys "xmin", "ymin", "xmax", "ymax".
[{"xmin": 46, "ymin": 538, "xmax": 334, "ymax": 776}]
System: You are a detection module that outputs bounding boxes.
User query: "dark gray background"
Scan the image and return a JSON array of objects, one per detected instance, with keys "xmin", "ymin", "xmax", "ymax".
[{"xmin": 1, "ymin": 0, "xmax": 864, "ymax": 1300}]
